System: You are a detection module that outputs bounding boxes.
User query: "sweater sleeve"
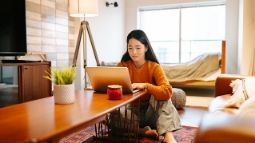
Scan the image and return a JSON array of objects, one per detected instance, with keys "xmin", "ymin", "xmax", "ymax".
[{"xmin": 146, "ymin": 65, "xmax": 172, "ymax": 101}]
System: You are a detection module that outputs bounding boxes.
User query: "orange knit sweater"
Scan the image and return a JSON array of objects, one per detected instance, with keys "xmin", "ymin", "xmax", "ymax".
[{"xmin": 118, "ymin": 60, "xmax": 172, "ymax": 104}]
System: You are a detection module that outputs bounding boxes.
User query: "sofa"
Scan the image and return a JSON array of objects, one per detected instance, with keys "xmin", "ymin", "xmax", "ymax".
[{"xmin": 194, "ymin": 74, "xmax": 255, "ymax": 143}]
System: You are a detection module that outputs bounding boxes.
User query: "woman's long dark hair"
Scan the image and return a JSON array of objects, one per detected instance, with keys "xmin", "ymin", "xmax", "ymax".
[{"xmin": 121, "ymin": 29, "xmax": 159, "ymax": 64}]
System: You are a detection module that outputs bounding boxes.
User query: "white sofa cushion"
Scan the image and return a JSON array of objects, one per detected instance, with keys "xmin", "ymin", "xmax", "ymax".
[{"xmin": 237, "ymin": 95, "xmax": 255, "ymax": 119}]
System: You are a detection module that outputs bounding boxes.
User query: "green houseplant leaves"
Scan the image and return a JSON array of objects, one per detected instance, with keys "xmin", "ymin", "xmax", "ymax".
[{"xmin": 45, "ymin": 67, "xmax": 75, "ymax": 85}]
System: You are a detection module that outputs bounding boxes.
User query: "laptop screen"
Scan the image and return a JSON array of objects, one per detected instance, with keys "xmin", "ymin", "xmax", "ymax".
[{"xmin": 86, "ymin": 66, "xmax": 134, "ymax": 94}]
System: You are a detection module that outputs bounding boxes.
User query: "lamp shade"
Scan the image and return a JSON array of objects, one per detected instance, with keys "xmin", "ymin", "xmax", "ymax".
[{"xmin": 69, "ymin": 0, "xmax": 98, "ymax": 17}]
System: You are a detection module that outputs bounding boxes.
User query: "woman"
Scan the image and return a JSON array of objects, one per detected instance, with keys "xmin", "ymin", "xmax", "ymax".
[{"xmin": 117, "ymin": 29, "xmax": 181, "ymax": 143}]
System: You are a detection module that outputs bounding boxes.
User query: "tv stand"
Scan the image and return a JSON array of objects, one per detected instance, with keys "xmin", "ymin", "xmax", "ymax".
[
  {"xmin": 0, "ymin": 61, "xmax": 52, "ymax": 107},
  {"xmin": 1, "ymin": 60, "xmax": 38, "ymax": 63}
]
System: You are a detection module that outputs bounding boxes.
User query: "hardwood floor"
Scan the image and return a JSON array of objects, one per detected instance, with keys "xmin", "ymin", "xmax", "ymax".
[
  {"xmin": 186, "ymin": 96, "xmax": 213, "ymax": 108},
  {"xmin": 177, "ymin": 87, "xmax": 212, "ymax": 127},
  {"xmin": 178, "ymin": 106, "xmax": 208, "ymax": 127}
]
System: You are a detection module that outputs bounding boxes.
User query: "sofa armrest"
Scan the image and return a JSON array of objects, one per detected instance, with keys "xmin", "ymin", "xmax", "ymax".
[
  {"xmin": 194, "ymin": 113, "xmax": 255, "ymax": 143},
  {"xmin": 215, "ymin": 74, "xmax": 246, "ymax": 97}
]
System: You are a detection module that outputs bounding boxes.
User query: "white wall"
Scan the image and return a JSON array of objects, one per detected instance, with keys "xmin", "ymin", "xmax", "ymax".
[
  {"xmin": 77, "ymin": 0, "xmax": 126, "ymax": 65},
  {"xmin": 125, "ymin": 0, "xmax": 241, "ymax": 74}
]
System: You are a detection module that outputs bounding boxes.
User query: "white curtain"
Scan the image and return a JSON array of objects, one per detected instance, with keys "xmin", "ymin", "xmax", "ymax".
[{"xmin": 249, "ymin": 47, "xmax": 255, "ymax": 76}]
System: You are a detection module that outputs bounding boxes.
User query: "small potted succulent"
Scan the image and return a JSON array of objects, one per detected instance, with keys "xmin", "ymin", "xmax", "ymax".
[{"xmin": 45, "ymin": 67, "xmax": 76, "ymax": 104}]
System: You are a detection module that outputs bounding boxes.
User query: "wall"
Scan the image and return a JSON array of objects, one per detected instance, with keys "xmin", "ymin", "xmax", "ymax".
[
  {"xmin": 71, "ymin": 0, "xmax": 125, "ymax": 71},
  {"xmin": 80, "ymin": 0, "xmax": 125, "ymax": 65},
  {"xmin": 125, "ymin": 0, "xmax": 241, "ymax": 74},
  {"xmin": 26, "ymin": 0, "xmax": 75, "ymax": 67}
]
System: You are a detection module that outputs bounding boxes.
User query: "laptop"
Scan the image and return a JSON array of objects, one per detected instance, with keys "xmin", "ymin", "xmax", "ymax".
[{"xmin": 86, "ymin": 66, "xmax": 138, "ymax": 94}]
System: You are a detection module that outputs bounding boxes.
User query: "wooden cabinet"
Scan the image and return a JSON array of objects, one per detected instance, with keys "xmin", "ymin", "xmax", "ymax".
[
  {"xmin": 0, "ymin": 61, "xmax": 52, "ymax": 106},
  {"xmin": 18, "ymin": 62, "xmax": 52, "ymax": 102}
]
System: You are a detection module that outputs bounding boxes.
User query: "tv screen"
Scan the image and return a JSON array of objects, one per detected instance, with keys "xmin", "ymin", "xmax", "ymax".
[{"xmin": 0, "ymin": 0, "xmax": 27, "ymax": 56}]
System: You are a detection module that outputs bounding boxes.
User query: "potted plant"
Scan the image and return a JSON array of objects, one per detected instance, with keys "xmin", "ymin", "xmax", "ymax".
[{"xmin": 45, "ymin": 67, "xmax": 76, "ymax": 104}]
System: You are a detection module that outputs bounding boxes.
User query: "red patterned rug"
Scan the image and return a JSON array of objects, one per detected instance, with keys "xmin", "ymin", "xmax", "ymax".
[{"xmin": 60, "ymin": 125, "xmax": 198, "ymax": 143}]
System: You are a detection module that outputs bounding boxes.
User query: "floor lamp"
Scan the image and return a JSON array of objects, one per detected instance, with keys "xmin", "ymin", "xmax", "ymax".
[{"xmin": 69, "ymin": 0, "xmax": 100, "ymax": 88}]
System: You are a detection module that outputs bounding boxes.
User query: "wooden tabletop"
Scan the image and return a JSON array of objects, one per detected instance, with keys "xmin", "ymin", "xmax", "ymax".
[{"xmin": 0, "ymin": 90, "xmax": 146, "ymax": 143}]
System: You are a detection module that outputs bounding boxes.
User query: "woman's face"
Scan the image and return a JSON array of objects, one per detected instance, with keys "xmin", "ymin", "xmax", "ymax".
[{"xmin": 128, "ymin": 38, "xmax": 147, "ymax": 63}]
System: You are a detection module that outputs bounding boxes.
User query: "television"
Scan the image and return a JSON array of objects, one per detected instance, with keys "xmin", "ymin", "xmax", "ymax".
[{"xmin": 0, "ymin": 0, "xmax": 27, "ymax": 56}]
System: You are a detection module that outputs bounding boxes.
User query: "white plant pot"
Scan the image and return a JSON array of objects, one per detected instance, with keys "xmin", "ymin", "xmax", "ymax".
[{"xmin": 53, "ymin": 83, "xmax": 75, "ymax": 104}]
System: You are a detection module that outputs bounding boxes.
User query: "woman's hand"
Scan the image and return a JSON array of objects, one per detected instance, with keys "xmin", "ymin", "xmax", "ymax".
[{"xmin": 132, "ymin": 83, "xmax": 147, "ymax": 90}]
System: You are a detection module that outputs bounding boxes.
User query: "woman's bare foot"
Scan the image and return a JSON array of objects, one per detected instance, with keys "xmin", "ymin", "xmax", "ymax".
[
  {"xmin": 163, "ymin": 132, "xmax": 177, "ymax": 143},
  {"xmin": 139, "ymin": 126, "xmax": 159, "ymax": 140},
  {"xmin": 144, "ymin": 129, "xmax": 159, "ymax": 140}
]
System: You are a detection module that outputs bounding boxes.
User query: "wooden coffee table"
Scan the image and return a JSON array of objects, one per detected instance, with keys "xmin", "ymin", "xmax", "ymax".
[{"xmin": 0, "ymin": 89, "xmax": 146, "ymax": 143}]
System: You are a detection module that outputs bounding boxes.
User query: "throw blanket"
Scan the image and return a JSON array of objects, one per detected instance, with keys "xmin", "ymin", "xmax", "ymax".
[
  {"xmin": 225, "ymin": 77, "xmax": 255, "ymax": 108},
  {"xmin": 162, "ymin": 53, "xmax": 220, "ymax": 82}
]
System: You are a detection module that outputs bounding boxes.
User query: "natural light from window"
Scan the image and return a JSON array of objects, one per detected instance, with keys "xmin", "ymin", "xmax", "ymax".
[{"xmin": 139, "ymin": 4, "xmax": 225, "ymax": 64}]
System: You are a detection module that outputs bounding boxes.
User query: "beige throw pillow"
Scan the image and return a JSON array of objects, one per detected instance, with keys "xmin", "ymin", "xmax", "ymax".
[{"xmin": 224, "ymin": 77, "xmax": 255, "ymax": 108}]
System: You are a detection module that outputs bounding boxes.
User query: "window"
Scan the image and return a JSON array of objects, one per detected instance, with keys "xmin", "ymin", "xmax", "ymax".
[{"xmin": 138, "ymin": 3, "xmax": 225, "ymax": 64}]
